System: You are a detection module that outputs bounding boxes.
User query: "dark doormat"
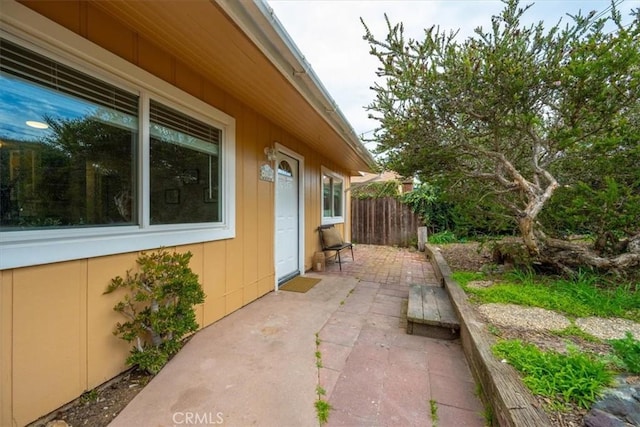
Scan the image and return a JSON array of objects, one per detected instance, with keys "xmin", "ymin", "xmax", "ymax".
[{"xmin": 279, "ymin": 276, "xmax": 322, "ymax": 293}]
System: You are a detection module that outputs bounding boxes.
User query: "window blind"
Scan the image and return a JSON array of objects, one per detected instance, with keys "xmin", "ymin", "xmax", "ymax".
[
  {"xmin": 0, "ymin": 38, "xmax": 138, "ymax": 116},
  {"xmin": 150, "ymin": 100, "xmax": 220, "ymax": 155}
]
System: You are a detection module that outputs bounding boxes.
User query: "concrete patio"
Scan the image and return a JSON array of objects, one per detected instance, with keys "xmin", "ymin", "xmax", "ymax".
[{"xmin": 111, "ymin": 244, "xmax": 485, "ymax": 427}]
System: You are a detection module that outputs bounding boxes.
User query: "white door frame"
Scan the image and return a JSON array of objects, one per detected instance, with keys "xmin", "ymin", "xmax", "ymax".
[{"xmin": 274, "ymin": 143, "xmax": 305, "ymax": 291}]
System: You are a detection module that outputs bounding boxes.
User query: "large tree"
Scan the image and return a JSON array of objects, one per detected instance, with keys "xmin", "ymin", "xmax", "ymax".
[{"xmin": 363, "ymin": 0, "xmax": 640, "ymax": 273}]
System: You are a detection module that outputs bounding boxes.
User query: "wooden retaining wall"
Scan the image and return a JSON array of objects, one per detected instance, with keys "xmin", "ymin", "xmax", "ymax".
[{"xmin": 425, "ymin": 245, "xmax": 551, "ymax": 426}]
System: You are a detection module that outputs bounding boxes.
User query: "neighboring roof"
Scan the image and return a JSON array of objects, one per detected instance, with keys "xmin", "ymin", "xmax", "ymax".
[{"xmin": 84, "ymin": 0, "xmax": 375, "ymax": 175}]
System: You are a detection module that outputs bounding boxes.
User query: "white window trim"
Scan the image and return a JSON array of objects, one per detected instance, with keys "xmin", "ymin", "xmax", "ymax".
[
  {"xmin": 321, "ymin": 166, "xmax": 345, "ymax": 225},
  {"xmin": 0, "ymin": 1, "xmax": 236, "ymax": 270}
]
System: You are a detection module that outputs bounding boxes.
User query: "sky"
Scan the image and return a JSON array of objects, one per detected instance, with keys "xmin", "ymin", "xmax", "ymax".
[{"xmin": 266, "ymin": 0, "xmax": 640, "ymax": 147}]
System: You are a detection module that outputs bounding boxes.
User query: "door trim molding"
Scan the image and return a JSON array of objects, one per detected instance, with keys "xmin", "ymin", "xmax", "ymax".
[{"xmin": 274, "ymin": 143, "xmax": 305, "ymax": 291}]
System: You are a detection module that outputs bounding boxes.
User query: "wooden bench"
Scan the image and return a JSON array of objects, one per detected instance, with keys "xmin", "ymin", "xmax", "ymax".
[{"xmin": 407, "ymin": 284, "xmax": 460, "ymax": 340}]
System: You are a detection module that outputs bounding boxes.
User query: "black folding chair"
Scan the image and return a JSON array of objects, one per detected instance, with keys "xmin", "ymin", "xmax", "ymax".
[{"xmin": 318, "ymin": 225, "xmax": 354, "ymax": 271}]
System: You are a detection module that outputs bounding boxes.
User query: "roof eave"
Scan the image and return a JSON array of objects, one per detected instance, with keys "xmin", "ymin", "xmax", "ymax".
[{"xmin": 215, "ymin": 0, "xmax": 377, "ymax": 173}]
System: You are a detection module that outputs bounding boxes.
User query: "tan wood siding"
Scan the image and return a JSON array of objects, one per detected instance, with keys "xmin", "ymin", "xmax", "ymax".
[
  {"xmin": 86, "ymin": 254, "xmax": 138, "ymax": 388},
  {"xmin": 2, "ymin": 2, "xmax": 355, "ymax": 424},
  {"xmin": 1, "ymin": 270, "xmax": 14, "ymax": 427},
  {"xmin": 12, "ymin": 262, "xmax": 86, "ymax": 425}
]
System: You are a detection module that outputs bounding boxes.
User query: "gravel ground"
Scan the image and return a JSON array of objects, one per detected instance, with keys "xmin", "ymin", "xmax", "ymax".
[
  {"xmin": 477, "ymin": 303, "xmax": 571, "ymax": 331},
  {"xmin": 576, "ymin": 317, "xmax": 640, "ymax": 340},
  {"xmin": 477, "ymin": 304, "xmax": 640, "ymax": 341},
  {"xmin": 434, "ymin": 241, "xmax": 492, "ymax": 272}
]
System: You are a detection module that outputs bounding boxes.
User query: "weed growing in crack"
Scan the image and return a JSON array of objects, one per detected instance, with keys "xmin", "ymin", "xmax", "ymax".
[
  {"xmin": 315, "ymin": 399, "xmax": 332, "ymax": 424},
  {"xmin": 429, "ymin": 399, "xmax": 439, "ymax": 426},
  {"xmin": 474, "ymin": 381, "xmax": 494, "ymax": 426},
  {"xmin": 314, "ymin": 331, "xmax": 332, "ymax": 425}
]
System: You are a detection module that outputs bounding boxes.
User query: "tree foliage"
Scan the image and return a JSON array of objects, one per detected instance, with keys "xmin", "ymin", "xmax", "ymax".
[
  {"xmin": 401, "ymin": 183, "xmax": 452, "ymax": 232},
  {"xmin": 363, "ymin": 0, "xmax": 640, "ymax": 273},
  {"xmin": 351, "ymin": 180, "xmax": 401, "ymax": 199}
]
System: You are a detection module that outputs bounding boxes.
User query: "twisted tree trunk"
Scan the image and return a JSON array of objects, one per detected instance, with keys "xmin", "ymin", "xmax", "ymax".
[
  {"xmin": 497, "ymin": 154, "xmax": 640, "ymax": 275},
  {"xmin": 541, "ymin": 234, "xmax": 640, "ymax": 273}
]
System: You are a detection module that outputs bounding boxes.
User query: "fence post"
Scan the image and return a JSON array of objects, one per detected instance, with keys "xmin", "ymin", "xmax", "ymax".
[{"xmin": 417, "ymin": 226, "xmax": 428, "ymax": 251}]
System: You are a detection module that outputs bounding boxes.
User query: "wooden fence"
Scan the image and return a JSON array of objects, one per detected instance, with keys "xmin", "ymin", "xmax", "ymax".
[{"xmin": 351, "ymin": 197, "xmax": 422, "ymax": 247}]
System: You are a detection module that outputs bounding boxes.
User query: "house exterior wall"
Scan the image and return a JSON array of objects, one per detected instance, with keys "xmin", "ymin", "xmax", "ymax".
[{"xmin": 1, "ymin": 2, "xmax": 352, "ymax": 425}]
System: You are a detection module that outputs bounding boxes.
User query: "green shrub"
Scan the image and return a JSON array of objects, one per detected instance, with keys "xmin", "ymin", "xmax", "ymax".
[
  {"xmin": 493, "ymin": 340, "xmax": 613, "ymax": 409},
  {"xmin": 401, "ymin": 183, "xmax": 452, "ymax": 231},
  {"xmin": 105, "ymin": 248, "xmax": 205, "ymax": 374}
]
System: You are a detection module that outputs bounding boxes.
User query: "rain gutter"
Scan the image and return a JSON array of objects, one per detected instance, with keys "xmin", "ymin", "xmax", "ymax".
[{"xmin": 214, "ymin": 0, "xmax": 377, "ymax": 172}]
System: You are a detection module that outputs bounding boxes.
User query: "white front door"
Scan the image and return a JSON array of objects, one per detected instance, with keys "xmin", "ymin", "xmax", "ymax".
[{"xmin": 275, "ymin": 151, "xmax": 299, "ymax": 283}]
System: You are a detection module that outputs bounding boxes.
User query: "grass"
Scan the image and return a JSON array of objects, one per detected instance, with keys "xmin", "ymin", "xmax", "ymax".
[
  {"xmin": 453, "ymin": 269, "xmax": 640, "ymax": 321},
  {"xmin": 482, "ymin": 406, "xmax": 494, "ymax": 426},
  {"xmin": 474, "ymin": 382, "xmax": 494, "ymax": 425},
  {"xmin": 451, "ymin": 271, "xmax": 485, "ymax": 286},
  {"xmin": 493, "ymin": 339, "xmax": 614, "ymax": 410},
  {"xmin": 551, "ymin": 325, "xmax": 601, "ymax": 343},
  {"xmin": 428, "ymin": 230, "xmax": 464, "ymax": 244},
  {"xmin": 487, "ymin": 324, "xmax": 502, "ymax": 336},
  {"xmin": 609, "ymin": 332, "xmax": 640, "ymax": 374},
  {"xmin": 452, "ymin": 254, "xmax": 640, "ymax": 417}
]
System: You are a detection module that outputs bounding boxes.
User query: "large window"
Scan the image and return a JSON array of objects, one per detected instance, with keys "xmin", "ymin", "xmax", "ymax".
[
  {"xmin": 322, "ymin": 167, "xmax": 344, "ymax": 224},
  {"xmin": 0, "ymin": 31, "xmax": 235, "ymax": 269},
  {"xmin": 0, "ymin": 38, "xmax": 138, "ymax": 229}
]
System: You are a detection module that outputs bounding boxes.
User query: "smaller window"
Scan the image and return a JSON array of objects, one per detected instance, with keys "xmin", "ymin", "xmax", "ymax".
[
  {"xmin": 322, "ymin": 168, "xmax": 344, "ymax": 223},
  {"xmin": 149, "ymin": 100, "xmax": 221, "ymax": 225}
]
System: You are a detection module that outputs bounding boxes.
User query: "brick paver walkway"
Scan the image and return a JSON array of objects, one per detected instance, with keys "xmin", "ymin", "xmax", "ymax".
[{"xmin": 324, "ymin": 244, "xmax": 437, "ymax": 286}]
